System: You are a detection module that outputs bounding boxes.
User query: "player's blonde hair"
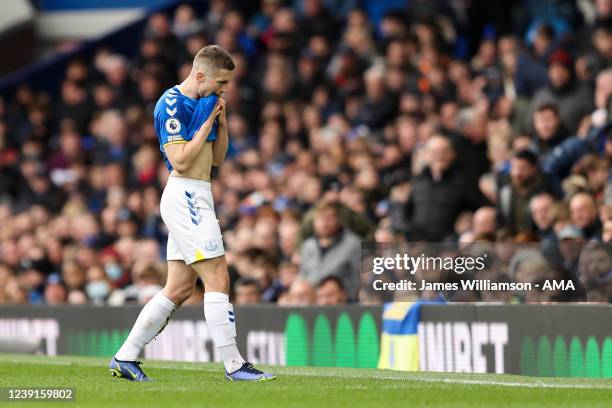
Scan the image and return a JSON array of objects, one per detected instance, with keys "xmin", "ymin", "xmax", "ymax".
[{"xmin": 193, "ymin": 45, "xmax": 235, "ymax": 74}]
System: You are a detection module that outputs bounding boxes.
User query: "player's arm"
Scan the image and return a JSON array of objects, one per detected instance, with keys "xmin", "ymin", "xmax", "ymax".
[
  {"xmin": 164, "ymin": 101, "xmax": 222, "ymax": 173},
  {"xmin": 212, "ymin": 98, "xmax": 228, "ymax": 167}
]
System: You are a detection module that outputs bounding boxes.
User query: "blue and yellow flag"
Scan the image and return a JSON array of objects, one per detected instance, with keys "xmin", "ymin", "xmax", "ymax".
[{"xmin": 378, "ymin": 300, "xmax": 443, "ymax": 371}]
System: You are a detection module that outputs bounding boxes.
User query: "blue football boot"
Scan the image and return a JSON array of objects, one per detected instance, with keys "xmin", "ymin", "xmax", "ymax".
[
  {"xmin": 225, "ymin": 362, "xmax": 276, "ymax": 382},
  {"xmin": 109, "ymin": 357, "xmax": 150, "ymax": 382}
]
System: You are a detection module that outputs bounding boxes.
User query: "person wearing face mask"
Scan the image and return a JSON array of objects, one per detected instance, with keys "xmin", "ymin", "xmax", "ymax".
[
  {"xmin": 85, "ymin": 265, "xmax": 113, "ymax": 305},
  {"xmin": 104, "ymin": 262, "xmax": 123, "ymax": 282},
  {"xmin": 107, "ymin": 263, "xmax": 164, "ymax": 306}
]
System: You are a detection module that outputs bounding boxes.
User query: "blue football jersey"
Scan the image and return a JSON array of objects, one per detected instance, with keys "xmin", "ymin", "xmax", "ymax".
[
  {"xmin": 154, "ymin": 86, "xmax": 196, "ymax": 171},
  {"xmin": 187, "ymin": 93, "xmax": 219, "ymax": 142},
  {"xmin": 153, "ymin": 87, "xmax": 219, "ymax": 171}
]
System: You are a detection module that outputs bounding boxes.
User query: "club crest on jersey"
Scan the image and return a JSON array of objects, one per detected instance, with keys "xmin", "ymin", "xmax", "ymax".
[{"xmin": 165, "ymin": 118, "xmax": 181, "ymax": 134}]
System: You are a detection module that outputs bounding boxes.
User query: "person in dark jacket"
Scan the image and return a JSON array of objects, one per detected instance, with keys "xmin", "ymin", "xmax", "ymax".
[
  {"xmin": 355, "ymin": 66, "xmax": 397, "ymax": 130},
  {"xmin": 570, "ymin": 192, "xmax": 602, "ymax": 241},
  {"xmin": 529, "ymin": 50, "xmax": 594, "ymax": 132},
  {"xmin": 497, "ymin": 149, "xmax": 557, "ymax": 234},
  {"xmin": 532, "ymin": 102, "xmax": 569, "ymax": 154},
  {"xmin": 541, "ymin": 67, "xmax": 612, "ymax": 183},
  {"xmin": 404, "ymin": 135, "xmax": 487, "ymax": 242}
]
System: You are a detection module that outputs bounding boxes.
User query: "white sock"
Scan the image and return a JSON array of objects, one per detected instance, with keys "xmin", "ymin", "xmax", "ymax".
[
  {"xmin": 115, "ymin": 291, "xmax": 177, "ymax": 361},
  {"xmin": 204, "ymin": 291, "xmax": 245, "ymax": 373}
]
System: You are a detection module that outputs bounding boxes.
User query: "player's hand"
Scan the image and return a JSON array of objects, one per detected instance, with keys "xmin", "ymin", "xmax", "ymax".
[
  {"xmin": 203, "ymin": 99, "xmax": 223, "ymax": 125},
  {"xmin": 217, "ymin": 97, "xmax": 227, "ymax": 128},
  {"xmin": 197, "ymin": 100, "xmax": 223, "ymax": 135}
]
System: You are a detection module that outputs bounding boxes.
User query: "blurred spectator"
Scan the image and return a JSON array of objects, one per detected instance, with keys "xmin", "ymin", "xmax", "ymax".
[
  {"xmin": 278, "ymin": 261, "xmax": 299, "ymax": 292},
  {"xmin": 44, "ymin": 277, "xmax": 67, "ymax": 305},
  {"xmin": 578, "ymin": 242, "xmax": 612, "ymax": 301},
  {"xmin": 67, "ymin": 290, "xmax": 88, "ymax": 305},
  {"xmin": 529, "ymin": 193, "xmax": 556, "ymax": 242},
  {"xmin": 557, "ymin": 225, "xmax": 586, "ymax": 276},
  {"xmin": 569, "ymin": 192, "xmax": 602, "ymax": 241},
  {"xmin": 61, "ymin": 261, "xmax": 87, "ymax": 292},
  {"xmin": 234, "ymin": 278, "xmax": 262, "ymax": 305},
  {"xmin": 108, "ymin": 261, "xmax": 164, "ymax": 305},
  {"xmin": 603, "ymin": 219, "xmax": 612, "ymax": 243},
  {"xmin": 497, "ymin": 149, "xmax": 556, "ymax": 234},
  {"xmin": 529, "ymin": 50, "xmax": 594, "ymax": 132},
  {"xmin": 571, "ymin": 154, "xmax": 609, "ymax": 200},
  {"xmin": 472, "ymin": 206, "xmax": 496, "ymax": 237},
  {"xmin": 0, "ymin": 263, "xmax": 13, "ymax": 303},
  {"xmin": 301, "ymin": 0, "xmax": 337, "ymax": 41},
  {"xmin": 315, "ymin": 276, "xmax": 347, "ymax": 305},
  {"xmin": 355, "ymin": 65, "xmax": 396, "ymax": 130},
  {"xmin": 405, "ymin": 135, "xmax": 486, "ymax": 241},
  {"xmin": 282, "ymin": 278, "xmax": 315, "ymax": 306},
  {"xmin": 300, "ymin": 201, "xmax": 361, "ymax": 300},
  {"xmin": 171, "ymin": 4, "xmax": 204, "ymax": 41},
  {"xmin": 531, "ymin": 103, "xmax": 568, "ymax": 154},
  {"xmin": 248, "ymin": 0, "xmax": 282, "ymax": 38},
  {"xmin": 84, "ymin": 265, "xmax": 113, "ymax": 305}
]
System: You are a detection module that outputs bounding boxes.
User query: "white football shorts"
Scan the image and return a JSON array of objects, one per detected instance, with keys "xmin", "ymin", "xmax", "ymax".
[{"xmin": 160, "ymin": 175, "xmax": 225, "ymax": 264}]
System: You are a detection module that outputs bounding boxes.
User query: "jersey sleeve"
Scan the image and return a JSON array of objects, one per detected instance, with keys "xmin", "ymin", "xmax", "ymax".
[
  {"xmin": 187, "ymin": 94, "xmax": 218, "ymax": 142},
  {"xmin": 157, "ymin": 107, "xmax": 187, "ymax": 148}
]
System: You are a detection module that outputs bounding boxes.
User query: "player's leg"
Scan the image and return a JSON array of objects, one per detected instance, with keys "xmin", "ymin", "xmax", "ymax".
[
  {"xmin": 191, "ymin": 256, "xmax": 238, "ymax": 370},
  {"xmin": 192, "ymin": 255, "xmax": 275, "ymax": 381},
  {"xmin": 160, "ymin": 176, "xmax": 273, "ymax": 380},
  {"xmin": 111, "ymin": 237, "xmax": 197, "ymax": 381}
]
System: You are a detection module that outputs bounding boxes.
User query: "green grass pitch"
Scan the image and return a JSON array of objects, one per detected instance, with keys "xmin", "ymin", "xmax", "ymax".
[{"xmin": 0, "ymin": 354, "xmax": 610, "ymax": 408}]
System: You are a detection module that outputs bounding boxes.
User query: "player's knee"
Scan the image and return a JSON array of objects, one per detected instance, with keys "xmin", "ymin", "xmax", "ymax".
[
  {"xmin": 163, "ymin": 285, "xmax": 193, "ymax": 305},
  {"xmin": 202, "ymin": 257, "xmax": 229, "ymax": 292}
]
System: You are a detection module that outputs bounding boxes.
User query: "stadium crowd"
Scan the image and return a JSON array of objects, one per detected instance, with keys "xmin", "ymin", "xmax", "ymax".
[{"xmin": 0, "ymin": 0, "xmax": 611, "ymax": 306}]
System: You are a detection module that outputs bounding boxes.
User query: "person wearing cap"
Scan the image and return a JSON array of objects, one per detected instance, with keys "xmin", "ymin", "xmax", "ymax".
[
  {"xmin": 529, "ymin": 49, "xmax": 594, "ymax": 132},
  {"xmin": 557, "ymin": 224, "xmax": 587, "ymax": 277},
  {"xmin": 558, "ymin": 224, "xmax": 585, "ymax": 240}
]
